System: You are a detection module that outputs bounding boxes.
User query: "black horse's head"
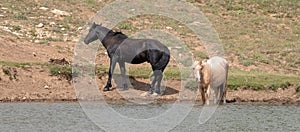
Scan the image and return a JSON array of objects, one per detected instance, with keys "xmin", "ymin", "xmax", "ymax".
[
  {"xmin": 84, "ymin": 22, "xmax": 109, "ymax": 44},
  {"xmin": 84, "ymin": 22, "xmax": 98, "ymax": 44}
]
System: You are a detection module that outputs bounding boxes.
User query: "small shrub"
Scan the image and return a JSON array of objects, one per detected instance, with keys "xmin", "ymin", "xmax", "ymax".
[
  {"xmin": 96, "ymin": 67, "xmax": 108, "ymax": 78},
  {"xmin": 2, "ymin": 68, "xmax": 10, "ymax": 75},
  {"xmin": 60, "ymin": 23, "xmax": 70, "ymax": 30},
  {"xmin": 280, "ymin": 82, "xmax": 291, "ymax": 89},
  {"xmin": 118, "ymin": 23, "xmax": 134, "ymax": 30},
  {"xmin": 296, "ymin": 85, "xmax": 300, "ymax": 93},
  {"xmin": 13, "ymin": 25, "xmax": 21, "ymax": 31},
  {"xmin": 242, "ymin": 60, "xmax": 254, "ymax": 67},
  {"xmin": 268, "ymin": 83, "xmax": 277, "ymax": 91},
  {"xmin": 247, "ymin": 84, "xmax": 265, "ymax": 91},
  {"xmin": 226, "ymin": 1, "xmax": 234, "ymax": 10},
  {"xmin": 196, "ymin": 51, "xmax": 208, "ymax": 59},
  {"xmin": 46, "ymin": 37, "xmax": 63, "ymax": 42},
  {"xmin": 13, "ymin": 73, "xmax": 17, "ymax": 80},
  {"xmin": 14, "ymin": 13, "xmax": 27, "ymax": 20},
  {"xmin": 29, "ymin": 29, "xmax": 37, "ymax": 37},
  {"xmin": 49, "ymin": 65, "xmax": 72, "ymax": 81},
  {"xmin": 228, "ymin": 84, "xmax": 239, "ymax": 90},
  {"xmin": 184, "ymin": 80, "xmax": 198, "ymax": 91}
]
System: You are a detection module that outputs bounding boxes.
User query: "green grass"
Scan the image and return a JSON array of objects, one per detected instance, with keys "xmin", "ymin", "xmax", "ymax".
[
  {"xmin": 46, "ymin": 37, "xmax": 64, "ymax": 42},
  {"xmin": 49, "ymin": 65, "xmax": 74, "ymax": 81},
  {"xmin": 0, "ymin": 61, "xmax": 46, "ymax": 68},
  {"xmin": 96, "ymin": 65, "xmax": 190, "ymax": 80},
  {"xmin": 228, "ymin": 68, "xmax": 300, "ymax": 90}
]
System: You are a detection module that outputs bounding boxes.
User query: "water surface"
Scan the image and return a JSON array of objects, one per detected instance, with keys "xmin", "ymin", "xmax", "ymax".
[{"xmin": 0, "ymin": 103, "xmax": 299, "ymax": 131}]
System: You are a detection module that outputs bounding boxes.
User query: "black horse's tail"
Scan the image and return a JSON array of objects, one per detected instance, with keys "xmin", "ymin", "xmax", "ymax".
[{"xmin": 155, "ymin": 51, "xmax": 170, "ymax": 72}]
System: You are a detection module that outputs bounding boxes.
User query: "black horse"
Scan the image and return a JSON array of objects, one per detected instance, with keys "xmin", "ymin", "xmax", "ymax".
[{"xmin": 84, "ymin": 23, "xmax": 170, "ymax": 94}]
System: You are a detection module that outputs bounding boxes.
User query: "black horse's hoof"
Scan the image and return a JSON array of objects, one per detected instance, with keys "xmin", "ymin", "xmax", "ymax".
[{"xmin": 103, "ymin": 87, "xmax": 110, "ymax": 91}]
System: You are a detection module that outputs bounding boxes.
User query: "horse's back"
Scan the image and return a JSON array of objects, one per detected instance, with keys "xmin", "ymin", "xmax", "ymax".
[
  {"xmin": 118, "ymin": 39, "xmax": 170, "ymax": 67},
  {"xmin": 207, "ymin": 56, "xmax": 228, "ymax": 87}
]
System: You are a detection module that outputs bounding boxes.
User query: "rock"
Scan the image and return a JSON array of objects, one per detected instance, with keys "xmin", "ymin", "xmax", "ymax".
[
  {"xmin": 44, "ymin": 85, "xmax": 50, "ymax": 89},
  {"xmin": 77, "ymin": 27, "xmax": 83, "ymax": 30},
  {"xmin": 166, "ymin": 26, "xmax": 173, "ymax": 30},
  {"xmin": 36, "ymin": 23, "xmax": 44, "ymax": 28},
  {"xmin": 141, "ymin": 92, "xmax": 150, "ymax": 97},
  {"xmin": 0, "ymin": 14, "xmax": 4, "ymax": 17},
  {"xmin": 51, "ymin": 9, "xmax": 71, "ymax": 16},
  {"xmin": 34, "ymin": 40, "xmax": 41, "ymax": 43},
  {"xmin": 39, "ymin": 7, "xmax": 49, "ymax": 11},
  {"xmin": 32, "ymin": 52, "xmax": 37, "ymax": 57},
  {"xmin": 49, "ymin": 58, "xmax": 70, "ymax": 65},
  {"xmin": 49, "ymin": 22, "xmax": 56, "ymax": 26}
]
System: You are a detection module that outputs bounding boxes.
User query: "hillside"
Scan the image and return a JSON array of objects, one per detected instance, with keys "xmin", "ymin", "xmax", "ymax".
[{"xmin": 0, "ymin": 0, "xmax": 299, "ymax": 104}]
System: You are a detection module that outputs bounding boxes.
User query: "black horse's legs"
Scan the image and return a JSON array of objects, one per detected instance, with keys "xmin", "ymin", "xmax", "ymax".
[
  {"xmin": 154, "ymin": 70, "xmax": 163, "ymax": 94},
  {"xmin": 104, "ymin": 58, "xmax": 117, "ymax": 91},
  {"xmin": 149, "ymin": 73, "xmax": 157, "ymax": 94},
  {"xmin": 118, "ymin": 61, "xmax": 128, "ymax": 90}
]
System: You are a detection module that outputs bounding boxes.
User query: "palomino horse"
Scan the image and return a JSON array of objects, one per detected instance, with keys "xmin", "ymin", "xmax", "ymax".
[
  {"xmin": 192, "ymin": 56, "xmax": 228, "ymax": 105},
  {"xmin": 84, "ymin": 23, "xmax": 170, "ymax": 94}
]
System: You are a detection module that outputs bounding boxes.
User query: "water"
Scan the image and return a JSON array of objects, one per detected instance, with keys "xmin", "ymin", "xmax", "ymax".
[{"xmin": 0, "ymin": 103, "xmax": 299, "ymax": 131}]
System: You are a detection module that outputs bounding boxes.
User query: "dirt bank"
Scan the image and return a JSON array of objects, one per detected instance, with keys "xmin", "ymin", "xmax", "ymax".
[{"xmin": 0, "ymin": 65, "xmax": 299, "ymax": 105}]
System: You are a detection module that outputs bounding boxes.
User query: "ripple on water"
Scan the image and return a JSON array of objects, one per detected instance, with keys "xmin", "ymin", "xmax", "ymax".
[{"xmin": 0, "ymin": 103, "xmax": 299, "ymax": 131}]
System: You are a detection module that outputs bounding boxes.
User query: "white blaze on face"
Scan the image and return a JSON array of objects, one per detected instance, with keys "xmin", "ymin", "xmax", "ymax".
[{"xmin": 192, "ymin": 61, "xmax": 201, "ymax": 82}]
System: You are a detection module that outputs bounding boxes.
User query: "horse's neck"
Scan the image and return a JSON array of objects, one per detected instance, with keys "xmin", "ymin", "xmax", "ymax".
[{"xmin": 97, "ymin": 27, "xmax": 110, "ymax": 48}]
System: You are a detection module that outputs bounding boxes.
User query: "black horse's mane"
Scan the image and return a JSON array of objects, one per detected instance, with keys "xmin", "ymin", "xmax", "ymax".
[
  {"xmin": 111, "ymin": 30, "xmax": 128, "ymax": 39},
  {"xmin": 102, "ymin": 30, "xmax": 128, "ymax": 44}
]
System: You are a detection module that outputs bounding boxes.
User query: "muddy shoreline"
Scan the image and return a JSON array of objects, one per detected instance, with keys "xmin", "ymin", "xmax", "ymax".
[{"xmin": 1, "ymin": 94, "xmax": 299, "ymax": 106}]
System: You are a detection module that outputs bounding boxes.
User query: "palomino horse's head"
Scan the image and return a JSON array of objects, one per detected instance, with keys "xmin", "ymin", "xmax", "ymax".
[{"xmin": 192, "ymin": 59, "xmax": 208, "ymax": 82}]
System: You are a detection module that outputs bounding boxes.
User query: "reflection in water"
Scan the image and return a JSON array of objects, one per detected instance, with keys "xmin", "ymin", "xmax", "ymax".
[{"xmin": 0, "ymin": 103, "xmax": 299, "ymax": 131}]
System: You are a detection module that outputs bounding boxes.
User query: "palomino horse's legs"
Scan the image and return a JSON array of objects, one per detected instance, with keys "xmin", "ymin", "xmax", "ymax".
[
  {"xmin": 104, "ymin": 58, "xmax": 117, "ymax": 91},
  {"xmin": 199, "ymin": 87, "xmax": 206, "ymax": 105},
  {"xmin": 222, "ymin": 83, "xmax": 227, "ymax": 104},
  {"xmin": 205, "ymin": 84, "xmax": 211, "ymax": 105},
  {"xmin": 118, "ymin": 61, "xmax": 128, "ymax": 90}
]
